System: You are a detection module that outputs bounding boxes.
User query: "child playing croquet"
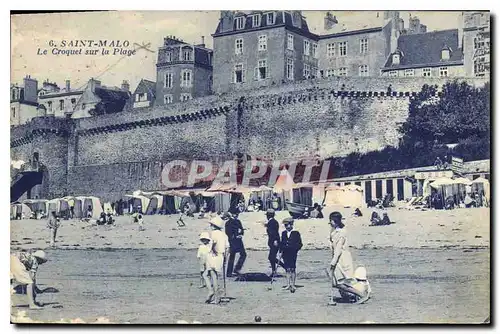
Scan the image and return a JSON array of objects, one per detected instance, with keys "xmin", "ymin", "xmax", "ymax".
[{"xmin": 197, "ymin": 232, "xmax": 212, "ymax": 288}]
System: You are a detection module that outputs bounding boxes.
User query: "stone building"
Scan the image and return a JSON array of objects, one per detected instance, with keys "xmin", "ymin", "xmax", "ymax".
[
  {"xmin": 155, "ymin": 36, "xmax": 213, "ymax": 106},
  {"xmin": 212, "ymin": 10, "xmax": 319, "ymax": 94},
  {"xmin": 10, "ymin": 76, "xmax": 38, "ymax": 126},
  {"xmin": 72, "ymin": 78, "xmax": 131, "ymax": 119},
  {"xmin": 461, "ymin": 11, "xmax": 490, "ymax": 77},
  {"xmin": 132, "ymin": 79, "xmax": 156, "ymax": 109},
  {"xmin": 380, "ymin": 29, "xmax": 466, "ymax": 78},
  {"xmin": 38, "ymin": 79, "xmax": 83, "ymax": 118}
]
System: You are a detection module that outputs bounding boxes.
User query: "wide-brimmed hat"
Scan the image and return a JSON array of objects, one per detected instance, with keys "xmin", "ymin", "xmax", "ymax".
[
  {"xmin": 209, "ymin": 216, "xmax": 225, "ymax": 229},
  {"xmin": 282, "ymin": 217, "xmax": 294, "ymax": 225},
  {"xmin": 199, "ymin": 232, "xmax": 211, "ymax": 241},
  {"xmin": 32, "ymin": 250, "xmax": 48, "ymax": 263}
]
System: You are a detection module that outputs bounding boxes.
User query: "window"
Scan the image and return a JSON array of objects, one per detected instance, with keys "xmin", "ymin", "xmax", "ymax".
[
  {"xmin": 327, "ymin": 43, "xmax": 336, "ymax": 57},
  {"xmin": 165, "ymin": 72, "xmax": 173, "ymax": 88},
  {"xmin": 235, "ymin": 38, "xmax": 244, "ymax": 55},
  {"xmin": 325, "ymin": 69, "xmax": 335, "ymax": 77},
  {"xmin": 256, "ymin": 59, "xmax": 267, "ymax": 80},
  {"xmin": 252, "ymin": 15, "xmax": 261, "ymax": 27},
  {"xmin": 439, "ymin": 67, "xmax": 448, "ymax": 77},
  {"xmin": 338, "ymin": 67, "xmax": 347, "ymax": 76},
  {"xmin": 358, "ymin": 65, "xmax": 369, "ymax": 77},
  {"xmin": 59, "ymin": 100, "xmax": 64, "ymax": 111},
  {"xmin": 180, "ymin": 93, "xmax": 192, "ymax": 102},
  {"xmin": 258, "ymin": 35, "xmax": 267, "ymax": 51},
  {"xmin": 235, "ymin": 17, "xmax": 245, "ymax": 30},
  {"xmin": 303, "ymin": 64, "xmax": 311, "ymax": 78},
  {"xmin": 266, "ymin": 12, "xmax": 275, "ymax": 25},
  {"xmin": 11, "ymin": 107, "xmax": 15, "ymax": 118},
  {"xmin": 181, "ymin": 69, "xmax": 192, "ymax": 87},
  {"xmin": 422, "ymin": 68, "xmax": 432, "ymax": 77},
  {"xmin": 47, "ymin": 101, "xmax": 52, "ymax": 112},
  {"xmin": 136, "ymin": 93, "xmax": 148, "ymax": 102},
  {"xmin": 441, "ymin": 49, "xmax": 450, "ymax": 60},
  {"xmin": 287, "ymin": 34, "xmax": 294, "ymax": 50},
  {"xmin": 339, "ymin": 41, "xmax": 347, "ymax": 56},
  {"xmin": 304, "ymin": 40, "xmax": 310, "ymax": 56},
  {"xmin": 234, "ymin": 64, "xmax": 244, "ymax": 83},
  {"xmin": 71, "ymin": 98, "xmax": 76, "ymax": 105},
  {"xmin": 286, "ymin": 58, "xmax": 294, "ymax": 80},
  {"xmin": 404, "ymin": 69, "xmax": 415, "ymax": 77},
  {"xmin": 392, "ymin": 54, "xmax": 400, "ymax": 65},
  {"xmin": 182, "ymin": 49, "xmax": 193, "ymax": 61},
  {"xmin": 39, "ymin": 91, "xmax": 45, "ymax": 96},
  {"xmin": 164, "ymin": 94, "xmax": 173, "ymax": 104},
  {"xmin": 360, "ymin": 38, "xmax": 368, "ymax": 53},
  {"xmin": 312, "ymin": 43, "xmax": 318, "ymax": 58},
  {"xmin": 166, "ymin": 51, "xmax": 172, "ymax": 62},
  {"xmin": 388, "ymin": 70, "xmax": 398, "ymax": 77},
  {"xmin": 311, "ymin": 67, "xmax": 318, "ymax": 78}
]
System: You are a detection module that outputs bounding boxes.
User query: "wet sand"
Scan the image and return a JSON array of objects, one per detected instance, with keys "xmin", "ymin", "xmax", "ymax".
[{"xmin": 11, "ymin": 248, "xmax": 490, "ymax": 324}]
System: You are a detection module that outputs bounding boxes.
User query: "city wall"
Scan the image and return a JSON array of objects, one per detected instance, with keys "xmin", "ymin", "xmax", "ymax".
[{"xmin": 10, "ymin": 77, "xmax": 489, "ymax": 201}]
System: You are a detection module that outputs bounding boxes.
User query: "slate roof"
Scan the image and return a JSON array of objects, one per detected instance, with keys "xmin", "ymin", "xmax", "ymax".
[
  {"xmin": 141, "ymin": 79, "xmax": 156, "ymax": 98},
  {"xmin": 383, "ymin": 29, "xmax": 464, "ymax": 70},
  {"xmin": 94, "ymin": 87, "xmax": 130, "ymax": 114}
]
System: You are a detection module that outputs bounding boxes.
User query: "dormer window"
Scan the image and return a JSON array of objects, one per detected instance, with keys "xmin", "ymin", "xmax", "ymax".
[
  {"xmin": 252, "ymin": 14, "xmax": 261, "ymax": 28},
  {"xmin": 235, "ymin": 16, "xmax": 245, "ymax": 30},
  {"xmin": 166, "ymin": 51, "xmax": 172, "ymax": 62},
  {"xmin": 392, "ymin": 53, "xmax": 400, "ymax": 65},
  {"xmin": 441, "ymin": 48, "xmax": 451, "ymax": 61},
  {"xmin": 182, "ymin": 49, "xmax": 193, "ymax": 61},
  {"xmin": 266, "ymin": 12, "xmax": 275, "ymax": 25}
]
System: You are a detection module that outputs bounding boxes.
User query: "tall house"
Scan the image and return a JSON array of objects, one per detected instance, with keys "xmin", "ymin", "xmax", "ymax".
[
  {"xmin": 10, "ymin": 76, "xmax": 39, "ymax": 126},
  {"xmin": 155, "ymin": 36, "xmax": 213, "ymax": 106},
  {"xmin": 461, "ymin": 11, "xmax": 490, "ymax": 77},
  {"xmin": 38, "ymin": 79, "xmax": 84, "ymax": 118},
  {"xmin": 317, "ymin": 11, "xmax": 398, "ymax": 78},
  {"xmin": 212, "ymin": 10, "xmax": 319, "ymax": 94}
]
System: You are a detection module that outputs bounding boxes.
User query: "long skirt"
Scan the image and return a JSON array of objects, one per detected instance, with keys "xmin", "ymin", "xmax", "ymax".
[{"xmin": 10, "ymin": 255, "xmax": 33, "ymax": 285}]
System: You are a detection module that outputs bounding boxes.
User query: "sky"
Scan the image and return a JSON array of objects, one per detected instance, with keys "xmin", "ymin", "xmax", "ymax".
[{"xmin": 11, "ymin": 11, "xmax": 463, "ymax": 92}]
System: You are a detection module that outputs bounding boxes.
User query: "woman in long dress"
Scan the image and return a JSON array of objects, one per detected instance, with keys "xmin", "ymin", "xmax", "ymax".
[{"xmin": 327, "ymin": 211, "xmax": 354, "ymax": 305}]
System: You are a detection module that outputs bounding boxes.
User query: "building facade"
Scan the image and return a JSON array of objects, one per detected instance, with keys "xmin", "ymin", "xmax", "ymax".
[
  {"xmin": 155, "ymin": 36, "xmax": 213, "ymax": 106},
  {"xmin": 212, "ymin": 10, "xmax": 319, "ymax": 94},
  {"xmin": 10, "ymin": 76, "xmax": 39, "ymax": 126},
  {"xmin": 38, "ymin": 80, "xmax": 83, "ymax": 118},
  {"xmin": 462, "ymin": 11, "xmax": 490, "ymax": 77}
]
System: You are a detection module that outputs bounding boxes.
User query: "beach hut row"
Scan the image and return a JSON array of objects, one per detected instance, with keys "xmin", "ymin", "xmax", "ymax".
[{"xmin": 14, "ymin": 196, "xmax": 104, "ymax": 220}]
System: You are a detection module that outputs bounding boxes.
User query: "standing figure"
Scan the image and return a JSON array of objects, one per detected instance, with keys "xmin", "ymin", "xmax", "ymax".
[
  {"xmin": 279, "ymin": 217, "xmax": 302, "ymax": 293},
  {"xmin": 47, "ymin": 211, "xmax": 61, "ymax": 247},
  {"xmin": 327, "ymin": 211, "xmax": 354, "ymax": 305},
  {"xmin": 197, "ymin": 232, "xmax": 212, "ymax": 288},
  {"xmin": 224, "ymin": 212, "xmax": 246, "ymax": 277},
  {"xmin": 265, "ymin": 209, "xmax": 281, "ymax": 277},
  {"xmin": 10, "ymin": 250, "xmax": 48, "ymax": 309},
  {"xmin": 204, "ymin": 216, "xmax": 229, "ymax": 304},
  {"xmin": 86, "ymin": 205, "xmax": 93, "ymax": 219}
]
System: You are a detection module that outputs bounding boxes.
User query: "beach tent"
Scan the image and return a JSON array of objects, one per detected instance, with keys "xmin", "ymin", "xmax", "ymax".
[
  {"xmin": 103, "ymin": 202, "xmax": 114, "ymax": 214},
  {"xmin": 454, "ymin": 177, "xmax": 473, "ymax": 186},
  {"xmin": 73, "ymin": 196, "xmax": 103, "ymax": 219},
  {"xmin": 47, "ymin": 198, "xmax": 62, "ymax": 215},
  {"xmin": 10, "ymin": 202, "xmax": 32, "ymax": 219},
  {"xmin": 324, "ymin": 184, "xmax": 364, "ymax": 208},
  {"xmin": 124, "ymin": 194, "xmax": 150, "ymax": 213},
  {"xmin": 23, "ymin": 199, "xmax": 48, "ymax": 215},
  {"xmin": 471, "ymin": 177, "xmax": 490, "ymax": 203},
  {"xmin": 145, "ymin": 194, "xmax": 163, "ymax": 215},
  {"xmin": 272, "ymin": 170, "xmax": 296, "ymax": 208}
]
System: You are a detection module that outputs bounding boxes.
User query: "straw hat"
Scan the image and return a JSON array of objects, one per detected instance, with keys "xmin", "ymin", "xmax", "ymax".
[
  {"xmin": 354, "ymin": 267, "xmax": 367, "ymax": 281},
  {"xmin": 282, "ymin": 217, "xmax": 294, "ymax": 225},
  {"xmin": 32, "ymin": 250, "xmax": 48, "ymax": 263},
  {"xmin": 199, "ymin": 232, "xmax": 211, "ymax": 241},
  {"xmin": 209, "ymin": 216, "xmax": 225, "ymax": 229}
]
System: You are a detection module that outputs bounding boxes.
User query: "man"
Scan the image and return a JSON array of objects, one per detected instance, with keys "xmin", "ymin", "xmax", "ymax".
[
  {"xmin": 265, "ymin": 209, "xmax": 280, "ymax": 276},
  {"xmin": 10, "ymin": 250, "xmax": 48, "ymax": 309},
  {"xmin": 223, "ymin": 212, "xmax": 246, "ymax": 277}
]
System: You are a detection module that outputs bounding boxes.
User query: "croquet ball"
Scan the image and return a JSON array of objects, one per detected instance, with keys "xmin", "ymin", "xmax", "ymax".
[{"xmin": 255, "ymin": 316, "xmax": 262, "ymax": 322}]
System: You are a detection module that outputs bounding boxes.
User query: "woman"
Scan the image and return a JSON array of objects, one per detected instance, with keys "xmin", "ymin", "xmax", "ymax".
[{"xmin": 327, "ymin": 211, "xmax": 354, "ymax": 305}]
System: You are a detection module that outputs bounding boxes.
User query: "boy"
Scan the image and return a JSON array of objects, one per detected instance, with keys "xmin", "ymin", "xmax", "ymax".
[
  {"xmin": 47, "ymin": 211, "xmax": 61, "ymax": 247},
  {"xmin": 279, "ymin": 217, "xmax": 302, "ymax": 293},
  {"xmin": 197, "ymin": 232, "xmax": 212, "ymax": 288},
  {"xmin": 10, "ymin": 250, "xmax": 48, "ymax": 309}
]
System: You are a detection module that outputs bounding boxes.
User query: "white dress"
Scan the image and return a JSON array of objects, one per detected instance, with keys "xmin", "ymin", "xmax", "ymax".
[
  {"xmin": 330, "ymin": 228, "xmax": 354, "ymax": 280},
  {"xmin": 206, "ymin": 230, "xmax": 228, "ymax": 273}
]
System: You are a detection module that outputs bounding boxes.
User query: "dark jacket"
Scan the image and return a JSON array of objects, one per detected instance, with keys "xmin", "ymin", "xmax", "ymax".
[
  {"xmin": 225, "ymin": 218, "xmax": 245, "ymax": 252},
  {"xmin": 280, "ymin": 230, "xmax": 302, "ymax": 253},
  {"xmin": 266, "ymin": 218, "xmax": 280, "ymax": 247}
]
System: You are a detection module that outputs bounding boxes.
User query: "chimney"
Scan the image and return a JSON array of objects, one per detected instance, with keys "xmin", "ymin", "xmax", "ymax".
[
  {"xmin": 458, "ymin": 12, "xmax": 464, "ymax": 49},
  {"xmin": 121, "ymin": 80, "xmax": 130, "ymax": 92},
  {"xmin": 89, "ymin": 78, "xmax": 101, "ymax": 92},
  {"xmin": 23, "ymin": 75, "xmax": 38, "ymax": 104},
  {"xmin": 65, "ymin": 80, "xmax": 71, "ymax": 91},
  {"xmin": 324, "ymin": 12, "xmax": 338, "ymax": 31}
]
